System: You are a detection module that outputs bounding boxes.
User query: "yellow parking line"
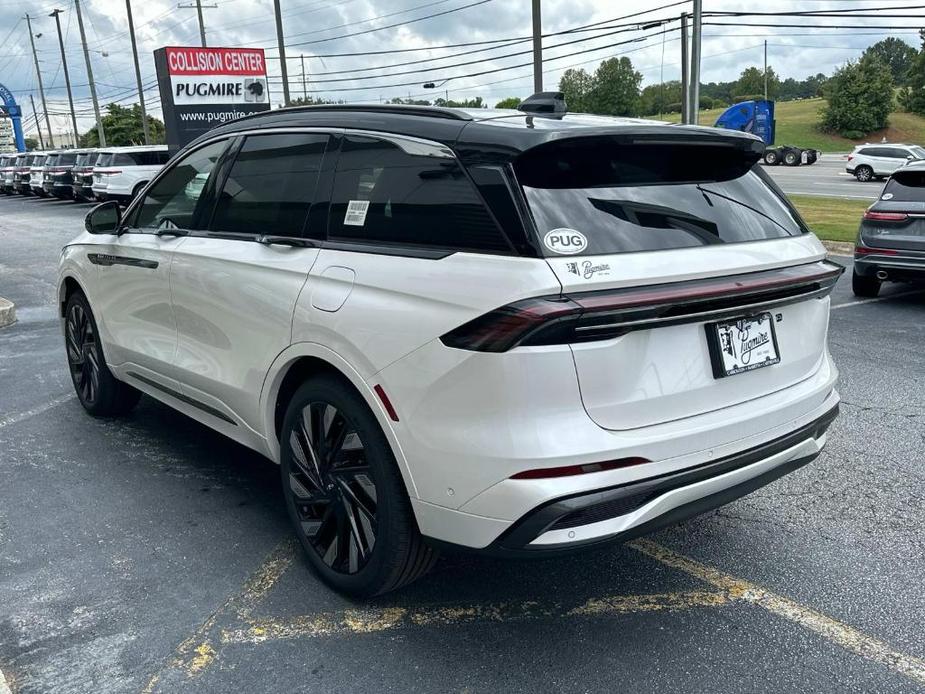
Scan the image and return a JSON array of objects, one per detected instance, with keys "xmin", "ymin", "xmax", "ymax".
[
  {"xmin": 630, "ymin": 539, "xmax": 925, "ymax": 687},
  {"xmin": 221, "ymin": 589, "xmax": 733, "ymax": 645}
]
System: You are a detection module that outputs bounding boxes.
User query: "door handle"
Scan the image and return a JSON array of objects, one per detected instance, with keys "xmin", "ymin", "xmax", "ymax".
[
  {"xmin": 156, "ymin": 228, "xmax": 189, "ymax": 237},
  {"xmin": 256, "ymin": 235, "xmax": 315, "ymax": 248}
]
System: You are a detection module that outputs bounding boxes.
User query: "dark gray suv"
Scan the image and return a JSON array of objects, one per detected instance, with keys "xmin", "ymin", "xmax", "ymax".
[{"xmin": 853, "ymin": 161, "xmax": 925, "ymax": 296}]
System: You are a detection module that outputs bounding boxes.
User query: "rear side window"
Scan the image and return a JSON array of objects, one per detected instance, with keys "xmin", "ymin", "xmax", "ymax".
[
  {"xmin": 128, "ymin": 150, "xmax": 169, "ymax": 166},
  {"xmin": 211, "ymin": 133, "xmax": 328, "ymax": 237},
  {"xmin": 328, "ymin": 135, "xmax": 509, "ymax": 253},
  {"xmin": 112, "ymin": 153, "xmax": 138, "ymax": 166},
  {"xmin": 883, "ymin": 171, "xmax": 925, "ymax": 201},
  {"xmin": 516, "ymin": 137, "xmax": 807, "ymax": 256}
]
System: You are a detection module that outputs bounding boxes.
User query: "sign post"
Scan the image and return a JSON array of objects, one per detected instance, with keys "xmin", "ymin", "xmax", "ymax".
[{"xmin": 154, "ymin": 46, "xmax": 270, "ymax": 152}]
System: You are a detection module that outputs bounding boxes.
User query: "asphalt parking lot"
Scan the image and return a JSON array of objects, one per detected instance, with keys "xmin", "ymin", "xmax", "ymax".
[
  {"xmin": 765, "ymin": 155, "xmax": 882, "ymax": 200},
  {"xmin": 1, "ymin": 194, "xmax": 924, "ymax": 693}
]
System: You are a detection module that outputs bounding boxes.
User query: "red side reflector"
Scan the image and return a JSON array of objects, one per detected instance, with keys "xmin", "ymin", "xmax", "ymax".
[
  {"xmin": 510, "ymin": 457, "xmax": 649, "ymax": 480},
  {"xmin": 855, "ymin": 246, "xmax": 898, "ymax": 256},
  {"xmin": 373, "ymin": 384, "xmax": 399, "ymax": 422},
  {"xmin": 847, "ymin": 155, "xmax": 853, "ymax": 162},
  {"xmin": 863, "ymin": 211, "xmax": 908, "ymax": 222}
]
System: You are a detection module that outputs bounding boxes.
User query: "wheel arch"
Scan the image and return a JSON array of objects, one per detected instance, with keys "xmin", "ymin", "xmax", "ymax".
[
  {"xmin": 260, "ymin": 343, "xmax": 420, "ymax": 499},
  {"xmin": 59, "ymin": 274, "xmax": 87, "ymax": 318}
]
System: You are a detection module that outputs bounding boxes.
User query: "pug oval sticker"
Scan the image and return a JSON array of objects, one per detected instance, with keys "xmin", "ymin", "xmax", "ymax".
[{"xmin": 543, "ymin": 228, "xmax": 588, "ymax": 255}]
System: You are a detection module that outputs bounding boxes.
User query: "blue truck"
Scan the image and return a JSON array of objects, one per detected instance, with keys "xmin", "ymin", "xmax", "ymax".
[{"xmin": 713, "ymin": 99, "xmax": 820, "ymax": 166}]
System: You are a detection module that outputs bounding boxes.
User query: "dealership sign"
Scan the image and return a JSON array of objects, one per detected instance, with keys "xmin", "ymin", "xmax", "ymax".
[{"xmin": 154, "ymin": 46, "xmax": 271, "ymax": 151}]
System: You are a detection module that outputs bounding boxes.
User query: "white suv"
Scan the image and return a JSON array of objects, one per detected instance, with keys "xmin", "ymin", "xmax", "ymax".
[
  {"xmin": 91, "ymin": 145, "xmax": 170, "ymax": 203},
  {"xmin": 847, "ymin": 143, "xmax": 925, "ymax": 181},
  {"xmin": 58, "ymin": 99, "xmax": 842, "ymax": 596}
]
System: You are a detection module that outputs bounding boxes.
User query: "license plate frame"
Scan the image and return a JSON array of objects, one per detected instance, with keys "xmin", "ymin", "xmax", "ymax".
[{"xmin": 705, "ymin": 312, "xmax": 781, "ymax": 379}]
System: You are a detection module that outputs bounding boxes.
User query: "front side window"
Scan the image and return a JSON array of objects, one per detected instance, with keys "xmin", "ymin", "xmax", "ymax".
[
  {"xmin": 211, "ymin": 133, "xmax": 328, "ymax": 237},
  {"xmin": 328, "ymin": 135, "xmax": 508, "ymax": 253},
  {"xmin": 517, "ymin": 137, "xmax": 807, "ymax": 256},
  {"xmin": 134, "ymin": 139, "xmax": 227, "ymax": 230}
]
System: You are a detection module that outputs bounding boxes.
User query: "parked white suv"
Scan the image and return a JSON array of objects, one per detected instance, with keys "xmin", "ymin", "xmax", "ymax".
[
  {"xmin": 30, "ymin": 152, "xmax": 53, "ymax": 196},
  {"xmin": 846, "ymin": 143, "xmax": 925, "ymax": 181},
  {"xmin": 91, "ymin": 145, "xmax": 170, "ymax": 203},
  {"xmin": 58, "ymin": 98, "xmax": 842, "ymax": 596}
]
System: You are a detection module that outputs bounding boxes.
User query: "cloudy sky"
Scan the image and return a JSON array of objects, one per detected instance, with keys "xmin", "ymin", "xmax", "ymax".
[{"xmin": 1, "ymin": 0, "xmax": 922, "ymax": 140}]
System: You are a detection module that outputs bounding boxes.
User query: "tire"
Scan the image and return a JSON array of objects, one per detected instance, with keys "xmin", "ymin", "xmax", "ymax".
[
  {"xmin": 132, "ymin": 182, "xmax": 147, "ymax": 199},
  {"xmin": 280, "ymin": 375, "xmax": 438, "ymax": 597},
  {"xmin": 806, "ymin": 151, "xmax": 818, "ymax": 164},
  {"xmin": 64, "ymin": 291, "xmax": 141, "ymax": 416},
  {"xmin": 855, "ymin": 165, "xmax": 874, "ymax": 182},
  {"xmin": 763, "ymin": 150, "xmax": 780, "ymax": 166},
  {"xmin": 852, "ymin": 270, "xmax": 881, "ymax": 298},
  {"xmin": 783, "ymin": 150, "xmax": 800, "ymax": 166}
]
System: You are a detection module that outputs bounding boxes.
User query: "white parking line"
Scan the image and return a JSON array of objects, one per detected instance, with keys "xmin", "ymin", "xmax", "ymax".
[
  {"xmin": 0, "ymin": 667, "xmax": 11, "ymax": 694},
  {"xmin": 831, "ymin": 288, "xmax": 925, "ymax": 310},
  {"xmin": 630, "ymin": 540, "xmax": 925, "ymax": 687},
  {"xmin": 0, "ymin": 393, "xmax": 75, "ymax": 430}
]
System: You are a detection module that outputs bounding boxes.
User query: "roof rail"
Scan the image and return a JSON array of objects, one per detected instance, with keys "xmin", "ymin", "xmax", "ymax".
[{"xmin": 236, "ymin": 103, "xmax": 473, "ymax": 123}]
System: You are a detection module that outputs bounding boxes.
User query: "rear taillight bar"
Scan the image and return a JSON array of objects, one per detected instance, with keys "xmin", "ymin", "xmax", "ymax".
[
  {"xmin": 441, "ymin": 260, "xmax": 844, "ymax": 352},
  {"xmin": 855, "ymin": 245, "xmax": 899, "ymax": 256},
  {"xmin": 863, "ymin": 210, "xmax": 909, "ymax": 222}
]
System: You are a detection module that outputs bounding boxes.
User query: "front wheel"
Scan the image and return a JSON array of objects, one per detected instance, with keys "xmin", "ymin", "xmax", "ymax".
[
  {"xmin": 64, "ymin": 292, "xmax": 141, "ymax": 416},
  {"xmin": 280, "ymin": 375, "xmax": 437, "ymax": 597},
  {"xmin": 852, "ymin": 270, "xmax": 881, "ymax": 298}
]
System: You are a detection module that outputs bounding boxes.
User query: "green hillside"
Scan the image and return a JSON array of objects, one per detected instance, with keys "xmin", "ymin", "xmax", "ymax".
[{"xmin": 655, "ymin": 98, "xmax": 925, "ymax": 152}]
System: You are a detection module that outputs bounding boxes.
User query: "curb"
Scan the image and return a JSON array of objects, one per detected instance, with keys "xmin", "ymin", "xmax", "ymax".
[
  {"xmin": 821, "ymin": 240, "xmax": 853, "ymax": 257},
  {"xmin": 0, "ymin": 297, "xmax": 16, "ymax": 329}
]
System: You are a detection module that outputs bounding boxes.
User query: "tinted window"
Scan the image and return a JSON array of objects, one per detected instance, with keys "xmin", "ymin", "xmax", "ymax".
[
  {"xmin": 45, "ymin": 155, "xmax": 58, "ymax": 167},
  {"xmin": 58, "ymin": 153, "xmax": 76, "ymax": 165},
  {"xmin": 910, "ymin": 146, "xmax": 925, "ymax": 159},
  {"xmin": 516, "ymin": 137, "xmax": 806, "ymax": 256},
  {"xmin": 127, "ymin": 150, "xmax": 169, "ymax": 166},
  {"xmin": 328, "ymin": 135, "xmax": 508, "ymax": 252},
  {"xmin": 134, "ymin": 139, "xmax": 227, "ymax": 230},
  {"xmin": 111, "ymin": 153, "xmax": 137, "ymax": 166},
  {"xmin": 211, "ymin": 133, "xmax": 328, "ymax": 237},
  {"xmin": 882, "ymin": 148, "xmax": 910, "ymax": 159},
  {"xmin": 32, "ymin": 156, "xmax": 46, "ymax": 166},
  {"xmin": 883, "ymin": 171, "xmax": 925, "ymax": 202},
  {"xmin": 94, "ymin": 153, "xmax": 112, "ymax": 167},
  {"xmin": 857, "ymin": 148, "xmax": 875, "ymax": 157}
]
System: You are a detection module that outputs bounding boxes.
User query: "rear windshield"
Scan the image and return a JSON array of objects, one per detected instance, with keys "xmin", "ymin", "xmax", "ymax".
[
  {"xmin": 58, "ymin": 153, "xmax": 76, "ymax": 165},
  {"xmin": 884, "ymin": 170, "xmax": 925, "ymax": 201},
  {"xmin": 516, "ymin": 138, "xmax": 808, "ymax": 256},
  {"xmin": 94, "ymin": 153, "xmax": 112, "ymax": 167},
  {"xmin": 32, "ymin": 156, "xmax": 46, "ymax": 166},
  {"xmin": 45, "ymin": 155, "xmax": 58, "ymax": 166}
]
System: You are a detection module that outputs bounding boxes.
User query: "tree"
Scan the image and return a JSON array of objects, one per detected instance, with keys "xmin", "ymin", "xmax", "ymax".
[
  {"xmin": 24, "ymin": 137, "xmax": 39, "ymax": 150},
  {"xmin": 864, "ymin": 37, "xmax": 917, "ymax": 86},
  {"xmin": 494, "ymin": 96, "xmax": 521, "ymax": 109},
  {"xmin": 821, "ymin": 55, "xmax": 894, "ymax": 138},
  {"xmin": 732, "ymin": 66, "xmax": 780, "ymax": 100},
  {"xmin": 901, "ymin": 30, "xmax": 925, "ymax": 115},
  {"xmin": 639, "ymin": 80, "xmax": 682, "ymax": 116},
  {"xmin": 558, "ymin": 68, "xmax": 594, "ymax": 113},
  {"xmin": 81, "ymin": 103, "xmax": 165, "ymax": 147}
]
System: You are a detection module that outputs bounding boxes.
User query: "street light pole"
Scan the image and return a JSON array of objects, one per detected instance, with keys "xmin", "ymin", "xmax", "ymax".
[
  {"xmin": 24, "ymin": 14, "xmax": 54, "ymax": 148},
  {"xmin": 273, "ymin": 0, "xmax": 290, "ymax": 106},
  {"xmin": 764, "ymin": 40, "xmax": 768, "ymax": 101},
  {"xmin": 300, "ymin": 55, "xmax": 307, "ymax": 101},
  {"xmin": 49, "ymin": 9, "xmax": 80, "ymax": 147},
  {"xmin": 126, "ymin": 0, "xmax": 151, "ymax": 143},
  {"xmin": 73, "ymin": 0, "xmax": 106, "ymax": 146},
  {"xmin": 680, "ymin": 13, "xmax": 689, "ymax": 124},
  {"xmin": 531, "ymin": 0, "xmax": 542, "ymax": 93},
  {"xmin": 689, "ymin": 0, "xmax": 702, "ymax": 126}
]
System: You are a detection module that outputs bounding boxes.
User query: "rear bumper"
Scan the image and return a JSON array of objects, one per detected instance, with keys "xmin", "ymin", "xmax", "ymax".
[
  {"xmin": 855, "ymin": 254, "xmax": 925, "ymax": 281},
  {"xmin": 484, "ymin": 404, "xmax": 837, "ymax": 556}
]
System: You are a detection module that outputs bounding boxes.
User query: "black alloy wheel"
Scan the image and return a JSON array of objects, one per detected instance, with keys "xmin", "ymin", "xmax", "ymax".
[
  {"xmin": 288, "ymin": 400, "xmax": 379, "ymax": 575},
  {"xmin": 281, "ymin": 375, "xmax": 437, "ymax": 596},
  {"xmin": 66, "ymin": 300, "xmax": 102, "ymax": 407}
]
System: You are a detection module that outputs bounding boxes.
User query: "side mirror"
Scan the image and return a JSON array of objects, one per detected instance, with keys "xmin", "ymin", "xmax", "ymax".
[
  {"xmin": 908, "ymin": 155, "xmax": 915, "ymax": 160},
  {"xmin": 85, "ymin": 200, "xmax": 121, "ymax": 234}
]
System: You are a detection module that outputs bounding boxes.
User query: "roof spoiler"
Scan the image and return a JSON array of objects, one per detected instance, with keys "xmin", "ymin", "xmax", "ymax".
[{"xmin": 518, "ymin": 92, "xmax": 567, "ymax": 118}]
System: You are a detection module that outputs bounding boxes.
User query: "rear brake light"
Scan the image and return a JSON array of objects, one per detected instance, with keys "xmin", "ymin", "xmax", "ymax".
[
  {"xmin": 441, "ymin": 261, "xmax": 843, "ymax": 352},
  {"xmin": 510, "ymin": 457, "xmax": 650, "ymax": 479},
  {"xmin": 847, "ymin": 155, "xmax": 854, "ymax": 162},
  {"xmin": 863, "ymin": 210, "xmax": 908, "ymax": 222},
  {"xmin": 855, "ymin": 246, "xmax": 898, "ymax": 256}
]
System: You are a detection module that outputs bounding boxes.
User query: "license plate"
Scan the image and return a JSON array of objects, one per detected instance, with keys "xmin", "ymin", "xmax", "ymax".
[{"xmin": 705, "ymin": 313, "xmax": 780, "ymax": 378}]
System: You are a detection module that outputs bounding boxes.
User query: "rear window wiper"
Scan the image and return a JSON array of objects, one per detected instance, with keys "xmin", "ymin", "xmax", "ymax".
[{"xmin": 697, "ymin": 184, "xmax": 794, "ymax": 236}]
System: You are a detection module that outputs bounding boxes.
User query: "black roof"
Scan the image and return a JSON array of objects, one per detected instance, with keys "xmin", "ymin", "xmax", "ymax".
[{"xmin": 192, "ymin": 104, "xmax": 765, "ymax": 165}]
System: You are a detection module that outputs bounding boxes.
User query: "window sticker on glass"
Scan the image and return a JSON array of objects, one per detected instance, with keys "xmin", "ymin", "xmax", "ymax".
[{"xmin": 344, "ymin": 199, "xmax": 370, "ymax": 226}]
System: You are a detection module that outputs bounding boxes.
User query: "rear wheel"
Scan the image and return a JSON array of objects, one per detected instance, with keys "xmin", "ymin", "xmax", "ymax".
[
  {"xmin": 783, "ymin": 149, "xmax": 800, "ymax": 166},
  {"xmin": 855, "ymin": 165, "xmax": 874, "ymax": 182},
  {"xmin": 132, "ymin": 182, "xmax": 147, "ymax": 199},
  {"xmin": 852, "ymin": 270, "xmax": 881, "ymax": 298},
  {"xmin": 763, "ymin": 150, "xmax": 780, "ymax": 166},
  {"xmin": 64, "ymin": 292, "xmax": 141, "ymax": 416},
  {"xmin": 280, "ymin": 375, "xmax": 437, "ymax": 597}
]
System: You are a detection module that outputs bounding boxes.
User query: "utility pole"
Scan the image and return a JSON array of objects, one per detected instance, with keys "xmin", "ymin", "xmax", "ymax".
[
  {"xmin": 531, "ymin": 0, "xmax": 542, "ymax": 93},
  {"xmin": 680, "ymin": 13, "xmax": 689, "ymax": 124},
  {"xmin": 689, "ymin": 0, "xmax": 702, "ymax": 126},
  {"xmin": 29, "ymin": 95, "xmax": 45, "ymax": 149},
  {"xmin": 273, "ymin": 0, "xmax": 290, "ymax": 105},
  {"xmin": 763, "ymin": 40, "xmax": 768, "ymax": 101},
  {"xmin": 73, "ymin": 0, "xmax": 105, "ymax": 146},
  {"xmin": 126, "ymin": 0, "xmax": 150, "ymax": 144},
  {"xmin": 25, "ymin": 14, "xmax": 54, "ymax": 148},
  {"xmin": 49, "ymin": 9, "xmax": 79, "ymax": 148},
  {"xmin": 177, "ymin": 0, "xmax": 215, "ymax": 47},
  {"xmin": 300, "ymin": 55, "xmax": 307, "ymax": 101}
]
